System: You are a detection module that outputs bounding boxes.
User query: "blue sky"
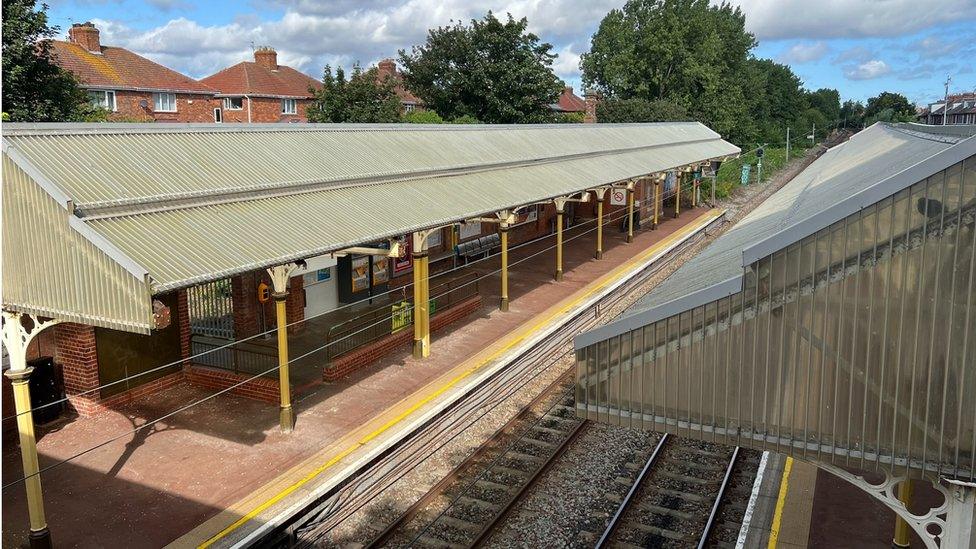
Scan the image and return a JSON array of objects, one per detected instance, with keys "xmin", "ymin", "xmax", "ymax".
[{"xmin": 45, "ymin": 0, "xmax": 976, "ymax": 106}]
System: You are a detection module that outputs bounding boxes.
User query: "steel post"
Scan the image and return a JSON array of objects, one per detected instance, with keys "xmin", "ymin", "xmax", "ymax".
[
  {"xmin": 555, "ymin": 208, "xmax": 564, "ymax": 281},
  {"xmin": 893, "ymin": 480, "xmax": 914, "ymax": 547},
  {"xmin": 653, "ymin": 181, "xmax": 660, "ymax": 230},
  {"xmin": 674, "ymin": 173, "xmax": 681, "ymax": 218},
  {"xmin": 273, "ymin": 291, "xmax": 293, "ymax": 432},
  {"xmin": 626, "ymin": 186, "xmax": 635, "ymax": 243},
  {"xmin": 499, "ymin": 224, "xmax": 510, "ymax": 311},
  {"xmin": 596, "ymin": 195, "xmax": 604, "ymax": 259},
  {"xmin": 412, "ymin": 248, "xmax": 430, "ymax": 358}
]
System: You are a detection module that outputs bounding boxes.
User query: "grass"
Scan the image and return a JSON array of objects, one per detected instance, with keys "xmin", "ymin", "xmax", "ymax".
[{"xmin": 708, "ymin": 144, "xmax": 807, "ymax": 199}]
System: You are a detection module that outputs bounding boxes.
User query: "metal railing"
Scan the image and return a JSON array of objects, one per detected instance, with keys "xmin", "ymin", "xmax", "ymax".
[
  {"xmin": 325, "ymin": 271, "xmax": 480, "ymax": 365},
  {"xmin": 190, "ymin": 336, "xmax": 277, "ymax": 378},
  {"xmin": 186, "ymin": 278, "xmax": 235, "ymax": 339}
]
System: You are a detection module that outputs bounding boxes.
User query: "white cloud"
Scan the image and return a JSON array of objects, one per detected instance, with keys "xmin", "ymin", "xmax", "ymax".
[
  {"xmin": 844, "ymin": 59, "xmax": 891, "ymax": 80},
  {"xmin": 722, "ymin": 0, "xmax": 976, "ymax": 40},
  {"xmin": 552, "ymin": 43, "xmax": 582, "ymax": 80},
  {"xmin": 778, "ymin": 41, "xmax": 829, "ymax": 63}
]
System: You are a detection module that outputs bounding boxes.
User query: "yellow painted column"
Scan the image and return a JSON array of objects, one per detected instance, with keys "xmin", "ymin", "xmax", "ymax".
[
  {"xmin": 893, "ymin": 480, "xmax": 914, "ymax": 547},
  {"xmin": 500, "ymin": 224, "xmax": 510, "ymax": 311},
  {"xmin": 555, "ymin": 208, "xmax": 564, "ymax": 281},
  {"xmin": 6, "ymin": 368, "xmax": 52, "ymax": 549},
  {"xmin": 273, "ymin": 291, "xmax": 294, "ymax": 432},
  {"xmin": 626, "ymin": 186, "xmax": 635, "ymax": 243},
  {"xmin": 653, "ymin": 180, "xmax": 660, "ymax": 230},
  {"xmin": 674, "ymin": 173, "xmax": 681, "ymax": 218},
  {"xmin": 596, "ymin": 195, "xmax": 604, "ymax": 259},
  {"xmin": 412, "ymin": 248, "xmax": 430, "ymax": 358}
]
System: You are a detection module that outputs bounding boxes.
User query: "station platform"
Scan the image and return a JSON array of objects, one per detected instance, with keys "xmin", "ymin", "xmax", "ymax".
[{"xmin": 2, "ymin": 207, "xmax": 717, "ymax": 548}]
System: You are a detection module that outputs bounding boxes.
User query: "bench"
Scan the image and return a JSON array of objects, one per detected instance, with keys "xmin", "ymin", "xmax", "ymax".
[{"xmin": 455, "ymin": 233, "xmax": 501, "ymax": 263}]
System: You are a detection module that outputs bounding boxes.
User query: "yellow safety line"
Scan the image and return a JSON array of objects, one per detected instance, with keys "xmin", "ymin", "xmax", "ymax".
[
  {"xmin": 197, "ymin": 209, "xmax": 723, "ymax": 548},
  {"xmin": 767, "ymin": 456, "xmax": 794, "ymax": 549}
]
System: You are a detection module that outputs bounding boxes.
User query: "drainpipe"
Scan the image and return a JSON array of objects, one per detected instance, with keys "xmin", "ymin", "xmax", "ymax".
[{"xmin": 246, "ymin": 95, "xmax": 252, "ymax": 124}]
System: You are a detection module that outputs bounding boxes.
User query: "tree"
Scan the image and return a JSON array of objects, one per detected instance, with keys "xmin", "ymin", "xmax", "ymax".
[
  {"xmin": 399, "ymin": 12, "xmax": 562, "ymax": 124},
  {"xmin": 402, "ymin": 110, "xmax": 444, "ymax": 123},
  {"xmin": 805, "ymin": 88, "xmax": 841, "ymax": 125},
  {"xmin": 596, "ymin": 98, "xmax": 688, "ymax": 123},
  {"xmin": 307, "ymin": 64, "xmax": 402, "ymax": 123},
  {"xmin": 2, "ymin": 0, "xmax": 102, "ymax": 121},
  {"xmin": 839, "ymin": 99, "xmax": 865, "ymax": 129},
  {"xmin": 865, "ymin": 92, "xmax": 915, "ymax": 122},
  {"xmin": 581, "ymin": 0, "xmax": 755, "ymax": 141}
]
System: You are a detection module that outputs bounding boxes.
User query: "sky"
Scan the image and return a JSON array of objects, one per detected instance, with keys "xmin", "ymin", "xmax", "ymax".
[{"xmin": 44, "ymin": 0, "xmax": 976, "ymax": 106}]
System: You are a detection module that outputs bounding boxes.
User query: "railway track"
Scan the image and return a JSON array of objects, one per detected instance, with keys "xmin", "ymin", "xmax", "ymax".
[
  {"xmin": 367, "ymin": 376, "xmax": 585, "ymax": 548},
  {"xmin": 592, "ymin": 435, "xmax": 758, "ymax": 548}
]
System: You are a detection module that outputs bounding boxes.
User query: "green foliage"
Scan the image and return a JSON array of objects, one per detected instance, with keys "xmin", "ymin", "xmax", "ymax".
[
  {"xmin": 596, "ymin": 98, "xmax": 688, "ymax": 123},
  {"xmin": 2, "ymin": 0, "xmax": 101, "ymax": 122},
  {"xmin": 865, "ymin": 92, "xmax": 915, "ymax": 121},
  {"xmin": 398, "ymin": 12, "xmax": 562, "ymax": 124},
  {"xmin": 554, "ymin": 111, "xmax": 586, "ymax": 123},
  {"xmin": 840, "ymin": 99, "xmax": 866, "ymax": 129},
  {"xmin": 581, "ymin": 0, "xmax": 841, "ymax": 145},
  {"xmin": 449, "ymin": 115, "xmax": 482, "ymax": 124},
  {"xmin": 307, "ymin": 64, "xmax": 403, "ymax": 123},
  {"xmin": 402, "ymin": 109, "xmax": 445, "ymax": 124},
  {"xmin": 712, "ymin": 144, "xmax": 803, "ymax": 197}
]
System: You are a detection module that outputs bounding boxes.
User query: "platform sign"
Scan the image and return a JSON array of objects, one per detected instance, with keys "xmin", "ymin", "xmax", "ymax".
[
  {"xmin": 393, "ymin": 235, "xmax": 412, "ymax": 274},
  {"xmin": 609, "ymin": 188, "xmax": 627, "ymax": 206}
]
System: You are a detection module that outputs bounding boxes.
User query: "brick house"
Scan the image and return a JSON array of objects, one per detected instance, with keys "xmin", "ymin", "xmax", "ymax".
[
  {"xmin": 552, "ymin": 86, "xmax": 586, "ymax": 115},
  {"xmin": 376, "ymin": 58, "xmax": 424, "ymax": 112},
  {"xmin": 201, "ymin": 48, "xmax": 322, "ymax": 123},
  {"xmin": 51, "ymin": 22, "xmax": 219, "ymax": 122}
]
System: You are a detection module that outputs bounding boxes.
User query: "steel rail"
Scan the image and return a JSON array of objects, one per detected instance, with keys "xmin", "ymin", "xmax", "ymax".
[
  {"xmin": 363, "ymin": 370, "xmax": 576, "ymax": 548},
  {"xmin": 698, "ymin": 446, "xmax": 741, "ymax": 549},
  {"xmin": 595, "ymin": 433, "xmax": 671, "ymax": 549}
]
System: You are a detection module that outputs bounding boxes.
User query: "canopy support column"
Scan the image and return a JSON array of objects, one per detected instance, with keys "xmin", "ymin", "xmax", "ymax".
[
  {"xmin": 2, "ymin": 311, "xmax": 61, "ymax": 549},
  {"xmin": 555, "ymin": 206, "xmax": 564, "ymax": 280},
  {"xmin": 412, "ymin": 230, "xmax": 433, "ymax": 359},
  {"xmin": 593, "ymin": 188, "xmax": 608, "ymax": 259},
  {"xmin": 893, "ymin": 480, "xmax": 914, "ymax": 547},
  {"xmin": 268, "ymin": 263, "xmax": 299, "ymax": 433},
  {"xmin": 499, "ymin": 222, "xmax": 510, "ymax": 311},
  {"xmin": 653, "ymin": 178, "xmax": 660, "ymax": 230},
  {"xmin": 674, "ymin": 172, "xmax": 681, "ymax": 218},
  {"xmin": 626, "ymin": 182, "xmax": 635, "ymax": 243}
]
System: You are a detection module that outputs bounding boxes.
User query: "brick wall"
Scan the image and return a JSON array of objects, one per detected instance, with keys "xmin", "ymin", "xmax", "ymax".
[
  {"xmin": 67, "ymin": 371, "xmax": 185, "ymax": 417},
  {"xmin": 325, "ymin": 294, "xmax": 483, "ymax": 381},
  {"xmin": 221, "ymin": 96, "xmax": 313, "ymax": 123},
  {"xmin": 177, "ymin": 290, "xmax": 191, "ymax": 365},
  {"xmin": 110, "ymin": 90, "xmax": 219, "ymax": 122},
  {"xmin": 184, "ymin": 366, "xmax": 279, "ymax": 403},
  {"xmin": 55, "ymin": 323, "xmax": 99, "ymax": 400},
  {"xmin": 232, "ymin": 271, "xmax": 305, "ymax": 339}
]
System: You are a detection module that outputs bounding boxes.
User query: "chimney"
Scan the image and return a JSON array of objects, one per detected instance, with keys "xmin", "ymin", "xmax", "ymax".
[
  {"xmin": 254, "ymin": 47, "xmax": 278, "ymax": 71},
  {"xmin": 584, "ymin": 90, "xmax": 600, "ymax": 123},
  {"xmin": 377, "ymin": 59, "xmax": 396, "ymax": 80},
  {"xmin": 69, "ymin": 22, "xmax": 101, "ymax": 53}
]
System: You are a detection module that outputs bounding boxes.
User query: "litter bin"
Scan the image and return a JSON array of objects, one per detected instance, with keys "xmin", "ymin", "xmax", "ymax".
[{"xmin": 27, "ymin": 357, "xmax": 64, "ymax": 424}]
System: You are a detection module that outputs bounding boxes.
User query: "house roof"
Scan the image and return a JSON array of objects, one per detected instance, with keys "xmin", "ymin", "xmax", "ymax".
[
  {"xmin": 50, "ymin": 41, "xmax": 216, "ymax": 94},
  {"xmin": 575, "ymin": 122, "xmax": 976, "ymax": 349},
  {"xmin": 555, "ymin": 87, "xmax": 586, "ymax": 113},
  {"xmin": 200, "ymin": 62, "xmax": 322, "ymax": 98},
  {"xmin": 2, "ymin": 122, "xmax": 738, "ymax": 333}
]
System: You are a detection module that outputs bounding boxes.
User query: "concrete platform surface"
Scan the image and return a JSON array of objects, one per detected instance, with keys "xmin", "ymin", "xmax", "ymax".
[{"xmin": 2, "ymin": 207, "xmax": 708, "ymax": 549}]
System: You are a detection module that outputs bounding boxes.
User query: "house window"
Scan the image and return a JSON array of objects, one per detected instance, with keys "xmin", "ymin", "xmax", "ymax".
[
  {"xmin": 223, "ymin": 97, "xmax": 243, "ymax": 110},
  {"xmin": 88, "ymin": 90, "xmax": 116, "ymax": 111},
  {"xmin": 404, "ymin": 103, "xmax": 416, "ymax": 113},
  {"xmin": 213, "ymin": 108, "xmax": 222, "ymax": 123},
  {"xmin": 281, "ymin": 98, "xmax": 297, "ymax": 115},
  {"xmin": 153, "ymin": 92, "xmax": 177, "ymax": 112}
]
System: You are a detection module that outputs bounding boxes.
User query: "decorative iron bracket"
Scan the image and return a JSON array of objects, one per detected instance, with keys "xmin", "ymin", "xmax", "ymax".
[{"xmin": 1, "ymin": 311, "xmax": 62, "ymax": 371}]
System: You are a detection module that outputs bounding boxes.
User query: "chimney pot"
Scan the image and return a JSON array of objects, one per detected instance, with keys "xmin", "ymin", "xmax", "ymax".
[
  {"xmin": 377, "ymin": 59, "xmax": 396, "ymax": 79},
  {"xmin": 69, "ymin": 22, "xmax": 101, "ymax": 53},
  {"xmin": 583, "ymin": 89, "xmax": 600, "ymax": 124},
  {"xmin": 254, "ymin": 47, "xmax": 278, "ymax": 71}
]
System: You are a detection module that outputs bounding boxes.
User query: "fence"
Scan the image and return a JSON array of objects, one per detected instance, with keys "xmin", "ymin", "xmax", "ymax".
[
  {"xmin": 190, "ymin": 336, "xmax": 277, "ymax": 378},
  {"xmin": 324, "ymin": 271, "xmax": 480, "ymax": 363},
  {"xmin": 186, "ymin": 278, "xmax": 234, "ymax": 339}
]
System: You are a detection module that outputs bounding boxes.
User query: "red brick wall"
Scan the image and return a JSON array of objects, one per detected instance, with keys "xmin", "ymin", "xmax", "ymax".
[
  {"xmin": 55, "ymin": 323, "xmax": 99, "ymax": 398},
  {"xmin": 232, "ymin": 271, "xmax": 306, "ymax": 339},
  {"xmin": 220, "ymin": 96, "xmax": 313, "ymax": 123},
  {"xmin": 177, "ymin": 290, "xmax": 191, "ymax": 366},
  {"xmin": 184, "ymin": 366, "xmax": 279, "ymax": 403},
  {"xmin": 325, "ymin": 294, "xmax": 482, "ymax": 381},
  {"xmin": 67, "ymin": 371, "xmax": 185, "ymax": 417},
  {"xmin": 109, "ymin": 90, "xmax": 219, "ymax": 122}
]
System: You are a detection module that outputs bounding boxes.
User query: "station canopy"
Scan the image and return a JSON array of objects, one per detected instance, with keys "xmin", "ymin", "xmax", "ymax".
[{"xmin": 2, "ymin": 122, "xmax": 738, "ymax": 334}]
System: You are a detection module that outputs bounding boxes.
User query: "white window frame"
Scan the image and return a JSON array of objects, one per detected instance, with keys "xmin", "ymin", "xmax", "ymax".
[
  {"xmin": 88, "ymin": 89, "xmax": 116, "ymax": 112},
  {"xmin": 223, "ymin": 97, "xmax": 244, "ymax": 110},
  {"xmin": 153, "ymin": 92, "xmax": 177, "ymax": 113},
  {"xmin": 281, "ymin": 98, "xmax": 297, "ymax": 115}
]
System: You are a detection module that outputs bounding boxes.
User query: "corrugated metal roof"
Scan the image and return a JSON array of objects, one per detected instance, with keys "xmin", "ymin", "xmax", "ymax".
[
  {"xmin": 2, "ymin": 122, "xmax": 737, "ymax": 332},
  {"xmin": 576, "ymin": 122, "xmax": 976, "ymax": 349}
]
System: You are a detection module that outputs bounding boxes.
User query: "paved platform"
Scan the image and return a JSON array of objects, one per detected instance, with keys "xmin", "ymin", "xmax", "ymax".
[{"xmin": 2, "ymin": 207, "xmax": 713, "ymax": 548}]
